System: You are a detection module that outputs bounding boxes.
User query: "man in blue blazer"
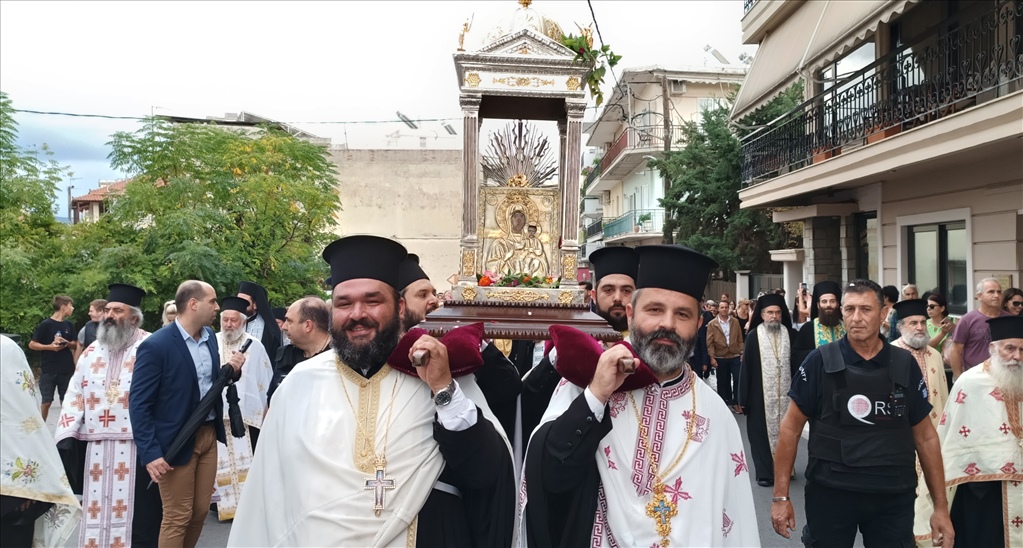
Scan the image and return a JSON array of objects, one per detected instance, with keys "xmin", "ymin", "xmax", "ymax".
[{"xmin": 130, "ymin": 280, "xmax": 245, "ymax": 548}]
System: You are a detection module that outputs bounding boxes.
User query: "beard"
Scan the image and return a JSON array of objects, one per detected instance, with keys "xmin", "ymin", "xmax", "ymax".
[
  {"xmin": 597, "ymin": 303, "xmax": 629, "ymax": 332},
  {"xmin": 97, "ymin": 317, "xmax": 136, "ymax": 350},
  {"xmin": 631, "ymin": 326, "xmax": 696, "ymax": 378},
  {"xmin": 818, "ymin": 307, "xmax": 841, "ymax": 327},
  {"xmin": 222, "ymin": 326, "xmax": 247, "ymax": 346},
  {"xmin": 990, "ymin": 352, "xmax": 1023, "ymax": 401},
  {"xmin": 763, "ymin": 319, "xmax": 782, "ymax": 333},
  {"xmin": 402, "ymin": 309, "xmax": 424, "ymax": 332},
  {"xmin": 901, "ymin": 332, "xmax": 929, "ymax": 350},
  {"xmin": 333, "ymin": 309, "xmax": 402, "ymax": 373}
]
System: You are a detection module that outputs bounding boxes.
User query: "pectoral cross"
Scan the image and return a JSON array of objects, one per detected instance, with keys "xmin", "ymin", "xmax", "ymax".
[
  {"xmin": 364, "ymin": 458, "xmax": 395, "ymax": 517},
  {"xmin": 645, "ymin": 482, "xmax": 678, "ymax": 547}
]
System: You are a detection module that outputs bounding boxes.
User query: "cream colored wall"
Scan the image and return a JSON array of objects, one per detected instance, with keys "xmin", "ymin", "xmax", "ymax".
[
  {"xmin": 879, "ymin": 156, "xmax": 1023, "ymax": 297},
  {"xmin": 328, "ymin": 148, "xmax": 463, "ymax": 290}
]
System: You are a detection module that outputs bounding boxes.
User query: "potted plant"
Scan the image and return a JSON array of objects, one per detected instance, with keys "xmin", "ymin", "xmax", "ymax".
[{"xmin": 636, "ymin": 212, "xmax": 652, "ymax": 232}]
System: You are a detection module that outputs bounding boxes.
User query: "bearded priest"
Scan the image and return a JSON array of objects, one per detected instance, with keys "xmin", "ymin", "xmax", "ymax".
[
  {"xmin": 54, "ymin": 284, "xmax": 151, "ymax": 547},
  {"xmin": 891, "ymin": 299, "xmax": 949, "ymax": 429},
  {"xmin": 913, "ymin": 315, "xmax": 1023, "ymax": 547},
  {"xmin": 228, "ymin": 235, "xmax": 515, "ymax": 547},
  {"xmin": 522, "ymin": 245, "xmax": 758, "ymax": 547},
  {"xmin": 212, "ymin": 296, "xmax": 273, "ymax": 521},
  {"xmin": 737, "ymin": 292, "xmax": 799, "ymax": 487},
  {"xmin": 794, "ymin": 281, "xmax": 845, "ymax": 367}
]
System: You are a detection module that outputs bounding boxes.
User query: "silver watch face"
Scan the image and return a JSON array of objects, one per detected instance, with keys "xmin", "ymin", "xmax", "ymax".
[{"xmin": 434, "ymin": 389, "xmax": 453, "ymax": 406}]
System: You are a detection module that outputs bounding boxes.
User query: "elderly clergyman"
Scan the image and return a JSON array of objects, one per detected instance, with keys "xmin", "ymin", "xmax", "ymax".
[
  {"xmin": 891, "ymin": 299, "xmax": 949, "ymax": 428},
  {"xmin": 212, "ymin": 296, "xmax": 273, "ymax": 522},
  {"xmin": 914, "ymin": 315, "xmax": 1023, "ymax": 547},
  {"xmin": 737, "ymin": 292, "xmax": 799, "ymax": 487},
  {"xmin": 54, "ymin": 284, "xmax": 151, "ymax": 547}
]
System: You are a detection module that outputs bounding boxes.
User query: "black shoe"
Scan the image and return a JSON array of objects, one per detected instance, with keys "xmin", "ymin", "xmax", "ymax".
[{"xmin": 757, "ymin": 479, "xmax": 774, "ymax": 487}]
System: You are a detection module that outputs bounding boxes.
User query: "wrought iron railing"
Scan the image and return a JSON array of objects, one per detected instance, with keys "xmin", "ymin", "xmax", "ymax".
[
  {"xmin": 604, "ymin": 209, "xmax": 665, "ymax": 239},
  {"xmin": 584, "ymin": 164, "xmax": 602, "ymax": 189},
  {"xmin": 598, "ymin": 125, "xmax": 666, "ymax": 175},
  {"xmin": 584, "ymin": 219, "xmax": 604, "ymax": 239},
  {"xmin": 741, "ymin": 0, "xmax": 1022, "ymax": 187},
  {"xmin": 743, "ymin": 0, "xmax": 758, "ymax": 14}
]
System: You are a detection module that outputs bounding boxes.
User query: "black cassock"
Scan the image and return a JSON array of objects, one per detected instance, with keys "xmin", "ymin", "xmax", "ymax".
[
  {"xmin": 737, "ymin": 326, "xmax": 798, "ymax": 482},
  {"xmin": 793, "ymin": 322, "xmax": 817, "ymax": 370},
  {"xmin": 472, "ymin": 343, "xmax": 523, "ymax": 441},
  {"xmin": 950, "ymin": 481, "xmax": 1004, "ymax": 547}
]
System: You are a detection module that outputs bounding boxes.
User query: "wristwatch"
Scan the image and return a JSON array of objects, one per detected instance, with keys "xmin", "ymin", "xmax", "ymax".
[{"xmin": 433, "ymin": 380, "xmax": 456, "ymax": 407}]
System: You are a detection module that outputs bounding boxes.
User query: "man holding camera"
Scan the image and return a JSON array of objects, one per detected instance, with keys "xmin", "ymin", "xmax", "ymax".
[{"xmin": 29, "ymin": 294, "xmax": 79, "ymax": 421}]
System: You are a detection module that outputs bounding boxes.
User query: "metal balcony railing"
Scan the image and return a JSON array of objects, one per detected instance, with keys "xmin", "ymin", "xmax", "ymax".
[
  {"xmin": 598, "ymin": 126, "xmax": 666, "ymax": 175},
  {"xmin": 584, "ymin": 164, "xmax": 602, "ymax": 189},
  {"xmin": 743, "ymin": 0, "xmax": 758, "ymax": 14},
  {"xmin": 741, "ymin": 0, "xmax": 1023, "ymax": 187},
  {"xmin": 584, "ymin": 219, "xmax": 604, "ymax": 239},
  {"xmin": 603, "ymin": 209, "xmax": 665, "ymax": 239}
]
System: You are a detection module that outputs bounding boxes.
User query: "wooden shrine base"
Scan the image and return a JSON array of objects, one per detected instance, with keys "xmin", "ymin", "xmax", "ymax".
[{"xmin": 418, "ymin": 300, "xmax": 621, "ymax": 342}]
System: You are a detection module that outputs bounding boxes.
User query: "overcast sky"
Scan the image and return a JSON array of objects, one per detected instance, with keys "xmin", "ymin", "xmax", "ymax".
[{"xmin": 0, "ymin": 0, "xmax": 754, "ymax": 217}]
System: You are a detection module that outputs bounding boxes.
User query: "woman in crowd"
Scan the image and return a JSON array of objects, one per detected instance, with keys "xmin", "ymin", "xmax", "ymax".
[
  {"xmin": 733, "ymin": 298, "xmax": 751, "ymax": 332},
  {"xmin": 161, "ymin": 299, "xmax": 177, "ymax": 326},
  {"xmin": 1001, "ymin": 287, "xmax": 1023, "ymax": 316},
  {"xmin": 925, "ymin": 293, "xmax": 955, "ymax": 352}
]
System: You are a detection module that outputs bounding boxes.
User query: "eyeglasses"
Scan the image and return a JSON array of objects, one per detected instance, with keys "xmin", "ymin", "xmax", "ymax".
[
  {"xmin": 1010, "ymin": 301, "xmax": 1023, "ymax": 308},
  {"xmin": 926, "ymin": 304, "xmax": 938, "ymax": 309}
]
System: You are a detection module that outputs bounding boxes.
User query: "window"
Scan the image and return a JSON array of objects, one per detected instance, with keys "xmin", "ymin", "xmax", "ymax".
[
  {"xmin": 907, "ymin": 221, "xmax": 967, "ymax": 314},
  {"xmin": 853, "ymin": 211, "xmax": 878, "ymax": 281}
]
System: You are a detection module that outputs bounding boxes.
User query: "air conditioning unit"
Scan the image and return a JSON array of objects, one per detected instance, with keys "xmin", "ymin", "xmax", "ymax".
[
  {"xmin": 601, "ymin": 191, "xmax": 611, "ymax": 204},
  {"xmin": 670, "ymin": 79, "xmax": 687, "ymax": 95}
]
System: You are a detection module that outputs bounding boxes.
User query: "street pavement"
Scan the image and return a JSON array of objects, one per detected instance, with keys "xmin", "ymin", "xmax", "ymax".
[{"xmin": 49, "ymin": 377, "xmax": 864, "ymax": 547}]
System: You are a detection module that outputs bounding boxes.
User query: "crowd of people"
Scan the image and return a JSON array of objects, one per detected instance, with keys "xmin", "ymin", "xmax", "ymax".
[{"xmin": 1, "ymin": 234, "xmax": 1020, "ymax": 548}]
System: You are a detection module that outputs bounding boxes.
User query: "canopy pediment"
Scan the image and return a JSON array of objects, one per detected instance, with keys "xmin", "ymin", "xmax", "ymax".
[{"xmin": 476, "ymin": 28, "xmax": 575, "ymax": 59}]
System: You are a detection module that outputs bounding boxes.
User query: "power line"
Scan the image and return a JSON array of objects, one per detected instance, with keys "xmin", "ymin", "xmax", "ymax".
[{"xmin": 586, "ymin": 0, "xmax": 620, "ymax": 90}]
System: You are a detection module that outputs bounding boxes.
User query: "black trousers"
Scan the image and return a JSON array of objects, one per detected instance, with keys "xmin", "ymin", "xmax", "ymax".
[
  {"xmin": 802, "ymin": 481, "xmax": 915, "ymax": 547},
  {"xmin": 949, "ymin": 481, "xmax": 1003, "ymax": 548},
  {"xmin": 131, "ymin": 456, "xmax": 163, "ymax": 547},
  {"xmin": 715, "ymin": 357, "xmax": 741, "ymax": 404}
]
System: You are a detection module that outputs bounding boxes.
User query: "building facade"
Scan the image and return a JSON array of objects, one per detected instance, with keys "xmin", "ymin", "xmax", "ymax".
[{"xmin": 734, "ymin": 0, "xmax": 1022, "ymax": 314}]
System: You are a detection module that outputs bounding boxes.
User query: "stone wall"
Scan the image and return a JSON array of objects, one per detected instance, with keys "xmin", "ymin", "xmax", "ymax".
[{"xmin": 803, "ymin": 216, "xmax": 842, "ymax": 284}]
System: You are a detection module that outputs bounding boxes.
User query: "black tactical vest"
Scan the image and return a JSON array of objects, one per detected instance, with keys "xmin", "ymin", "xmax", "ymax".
[{"xmin": 806, "ymin": 341, "xmax": 917, "ymax": 493}]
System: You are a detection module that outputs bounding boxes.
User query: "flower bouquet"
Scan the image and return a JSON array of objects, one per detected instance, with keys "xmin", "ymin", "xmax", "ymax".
[{"xmin": 477, "ymin": 271, "xmax": 560, "ymax": 289}]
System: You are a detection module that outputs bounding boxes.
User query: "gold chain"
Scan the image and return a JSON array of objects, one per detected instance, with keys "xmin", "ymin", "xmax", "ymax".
[
  {"xmin": 336, "ymin": 358, "xmax": 401, "ymax": 465},
  {"xmin": 628, "ymin": 380, "xmax": 697, "ymax": 482}
]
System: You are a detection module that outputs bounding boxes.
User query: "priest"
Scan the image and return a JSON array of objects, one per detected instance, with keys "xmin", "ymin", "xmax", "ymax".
[
  {"xmin": 212, "ymin": 296, "xmax": 273, "ymax": 521},
  {"xmin": 229, "ymin": 235, "xmax": 516, "ymax": 547},
  {"xmin": 794, "ymin": 281, "xmax": 845, "ymax": 366},
  {"xmin": 737, "ymin": 292, "xmax": 799, "ymax": 487},
  {"xmin": 913, "ymin": 315, "xmax": 1023, "ymax": 547},
  {"xmin": 54, "ymin": 284, "xmax": 153, "ymax": 547},
  {"xmin": 891, "ymin": 298, "xmax": 949, "ymax": 428},
  {"xmin": 521, "ymin": 245, "xmax": 759, "ymax": 547},
  {"xmin": 237, "ymin": 281, "xmax": 282, "ymax": 359}
]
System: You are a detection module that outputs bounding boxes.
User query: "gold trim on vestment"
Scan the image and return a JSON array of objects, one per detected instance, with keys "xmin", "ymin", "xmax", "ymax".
[
  {"xmin": 406, "ymin": 516, "xmax": 418, "ymax": 547},
  {"xmin": 336, "ymin": 363, "xmax": 394, "ymax": 474}
]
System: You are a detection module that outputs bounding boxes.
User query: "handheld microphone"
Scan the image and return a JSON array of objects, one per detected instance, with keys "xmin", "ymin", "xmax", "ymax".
[{"xmin": 226, "ymin": 338, "xmax": 253, "ymax": 438}]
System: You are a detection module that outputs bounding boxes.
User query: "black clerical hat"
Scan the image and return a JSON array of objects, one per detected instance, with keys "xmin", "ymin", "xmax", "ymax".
[
  {"xmin": 589, "ymin": 246, "xmax": 638, "ymax": 285},
  {"xmin": 398, "ymin": 254, "xmax": 429, "ymax": 290},
  {"xmin": 749, "ymin": 293, "xmax": 792, "ymax": 331},
  {"xmin": 893, "ymin": 298, "xmax": 928, "ymax": 319},
  {"xmin": 322, "ymin": 235, "xmax": 408, "ymax": 290},
  {"xmin": 107, "ymin": 284, "xmax": 145, "ymax": 308},
  {"xmin": 634, "ymin": 245, "xmax": 717, "ymax": 301},
  {"xmin": 237, "ymin": 281, "xmax": 266, "ymax": 300},
  {"xmin": 988, "ymin": 315, "xmax": 1023, "ymax": 341},
  {"xmin": 272, "ymin": 307, "xmax": 287, "ymax": 322},
  {"xmin": 221, "ymin": 296, "xmax": 250, "ymax": 314},
  {"xmin": 810, "ymin": 281, "xmax": 842, "ymax": 320}
]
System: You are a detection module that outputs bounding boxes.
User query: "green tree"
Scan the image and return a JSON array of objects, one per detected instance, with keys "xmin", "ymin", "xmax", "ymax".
[
  {"xmin": 73, "ymin": 118, "xmax": 340, "ymax": 330},
  {"xmin": 0, "ymin": 91, "xmax": 74, "ymax": 339},
  {"xmin": 653, "ymin": 82, "xmax": 804, "ymax": 276}
]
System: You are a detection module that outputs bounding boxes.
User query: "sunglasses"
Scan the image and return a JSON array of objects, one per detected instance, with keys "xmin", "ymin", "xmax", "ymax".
[
  {"xmin": 1010, "ymin": 301, "xmax": 1023, "ymax": 308},
  {"xmin": 926, "ymin": 304, "xmax": 939, "ymax": 309}
]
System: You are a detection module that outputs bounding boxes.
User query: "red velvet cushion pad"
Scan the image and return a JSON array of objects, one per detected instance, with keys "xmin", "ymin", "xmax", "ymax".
[
  {"xmin": 388, "ymin": 322, "xmax": 485, "ymax": 378},
  {"xmin": 548, "ymin": 325, "xmax": 658, "ymax": 392}
]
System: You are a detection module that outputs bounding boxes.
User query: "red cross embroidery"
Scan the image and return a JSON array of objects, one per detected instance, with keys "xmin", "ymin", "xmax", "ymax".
[
  {"xmin": 89, "ymin": 463, "xmax": 103, "ymax": 482},
  {"xmin": 98, "ymin": 410, "xmax": 116, "ymax": 427},
  {"xmin": 72, "ymin": 393, "xmax": 85, "ymax": 411},
  {"xmin": 58, "ymin": 414, "xmax": 74, "ymax": 428},
  {"xmin": 85, "ymin": 393, "xmax": 100, "ymax": 410},
  {"xmin": 731, "ymin": 451, "xmax": 748, "ymax": 477},
  {"xmin": 125, "ymin": 356, "xmax": 136, "ymax": 373},
  {"xmin": 958, "ymin": 426, "xmax": 971, "ymax": 438},
  {"xmin": 87, "ymin": 500, "xmax": 101, "ymax": 519},
  {"xmin": 117, "ymin": 391, "xmax": 130, "ymax": 409},
  {"xmin": 111, "ymin": 537, "xmax": 126, "ymax": 548},
  {"xmin": 1012, "ymin": 481, "xmax": 1022, "ymax": 487},
  {"xmin": 664, "ymin": 476, "xmax": 692, "ymax": 504},
  {"xmin": 1002, "ymin": 423, "xmax": 1012, "ymax": 435},
  {"xmin": 113, "ymin": 462, "xmax": 131, "ymax": 481},
  {"xmin": 85, "ymin": 539, "xmax": 99, "ymax": 548},
  {"xmin": 90, "ymin": 357, "xmax": 107, "ymax": 375},
  {"xmin": 1013, "ymin": 516, "xmax": 1022, "ymax": 528},
  {"xmin": 81, "ymin": 345, "xmax": 94, "ymax": 358},
  {"xmin": 111, "ymin": 499, "xmax": 128, "ymax": 519},
  {"xmin": 954, "ymin": 390, "xmax": 966, "ymax": 404}
]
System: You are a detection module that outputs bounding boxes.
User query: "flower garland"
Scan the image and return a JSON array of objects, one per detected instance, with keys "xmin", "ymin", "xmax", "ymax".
[
  {"xmin": 477, "ymin": 271, "xmax": 560, "ymax": 288},
  {"xmin": 561, "ymin": 33, "xmax": 622, "ymax": 107}
]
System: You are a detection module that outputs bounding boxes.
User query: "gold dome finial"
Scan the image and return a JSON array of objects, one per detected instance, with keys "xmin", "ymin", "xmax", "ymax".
[{"xmin": 518, "ymin": 0, "xmax": 532, "ymax": 8}]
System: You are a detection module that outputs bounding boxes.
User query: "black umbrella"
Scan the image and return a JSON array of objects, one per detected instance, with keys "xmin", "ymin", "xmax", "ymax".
[{"xmin": 148, "ymin": 339, "xmax": 251, "ymax": 488}]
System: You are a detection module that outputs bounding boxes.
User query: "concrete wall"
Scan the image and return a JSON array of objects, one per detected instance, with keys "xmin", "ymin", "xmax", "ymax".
[{"xmin": 328, "ymin": 148, "xmax": 463, "ymax": 289}]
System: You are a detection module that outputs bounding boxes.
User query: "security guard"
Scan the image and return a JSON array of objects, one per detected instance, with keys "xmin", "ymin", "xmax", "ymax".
[{"xmin": 769, "ymin": 279, "xmax": 955, "ymax": 548}]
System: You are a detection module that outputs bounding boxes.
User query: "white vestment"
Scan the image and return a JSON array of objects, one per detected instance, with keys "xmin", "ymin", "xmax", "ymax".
[
  {"xmin": 912, "ymin": 363, "xmax": 1023, "ymax": 546},
  {"xmin": 54, "ymin": 329, "xmax": 148, "ymax": 547},
  {"xmin": 1, "ymin": 336, "xmax": 81, "ymax": 547},
  {"xmin": 518, "ymin": 368, "xmax": 760, "ymax": 547},
  {"xmin": 228, "ymin": 351, "xmax": 511, "ymax": 547},
  {"xmin": 213, "ymin": 332, "xmax": 273, "ymax": 521}
]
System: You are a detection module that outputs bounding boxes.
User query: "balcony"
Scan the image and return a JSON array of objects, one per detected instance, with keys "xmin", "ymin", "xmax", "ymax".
[
  {"xmin": 603, "ymin": 209, "xmax": 665, "ymax": 243},
  {"xmin": 743, "ymin": 0, "xmax": 757, "ymax": 14},
  {"xmin": 579, "ymin": 241, "xmax": 605, "ymax": 264},
  {"xmin": 740, "ymin": 0, "xmax": 1023, "ymax": 189},
  {"xmin": 585, "ymin": 125, "xmax": 665, "ymax": 195},
  {"xmin": 584, "ymin": 219, "xmax": 604, "ymax": 240},
  {"xmin": 580, "ymin": 195, "xmax": 602, "ymax": 219}
]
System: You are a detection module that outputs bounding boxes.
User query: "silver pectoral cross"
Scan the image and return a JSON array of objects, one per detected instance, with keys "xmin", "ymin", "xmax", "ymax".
[{"xmin": 364, "ymin": 461, "xmax": 395, "ymax": 517}]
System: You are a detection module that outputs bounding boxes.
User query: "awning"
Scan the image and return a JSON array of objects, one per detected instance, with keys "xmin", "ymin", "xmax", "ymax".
[{"xmin": 731, "ymin": 0, "xmax": 919, "ymax": 121}]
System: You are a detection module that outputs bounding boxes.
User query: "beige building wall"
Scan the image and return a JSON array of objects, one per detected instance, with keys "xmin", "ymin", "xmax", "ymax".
[{"xmin": 328, "ymin": 149, "xmax": 463, "ymax": 289}]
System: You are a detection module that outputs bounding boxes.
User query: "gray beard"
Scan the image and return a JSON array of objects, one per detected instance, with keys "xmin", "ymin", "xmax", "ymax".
[
  {"xmin": 97, "ymin": 321, "xmax": 135, "ymax": 350},
  {"xmin": 764, "ymin": 320, "xmax": 782, "ymax": 333},
  {"xmin": 990, "ymin": 354, "xmax": 1023, "ymax": 401},
  {"xmin": 223, "ymin": 328, "xmax": 246, "ymax": 346},
  {"xmin": 632, "ymin": 327, "xmax": 696, "ymax": 378},
  {"xmin": 901, "ymin": 332, "xmax": 929, "ymax": 350}
]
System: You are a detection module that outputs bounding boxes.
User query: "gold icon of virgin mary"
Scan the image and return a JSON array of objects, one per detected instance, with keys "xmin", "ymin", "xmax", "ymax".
[{"xmin": 485, "ymin": 200, "xmax": 550, "ymax": 277}]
